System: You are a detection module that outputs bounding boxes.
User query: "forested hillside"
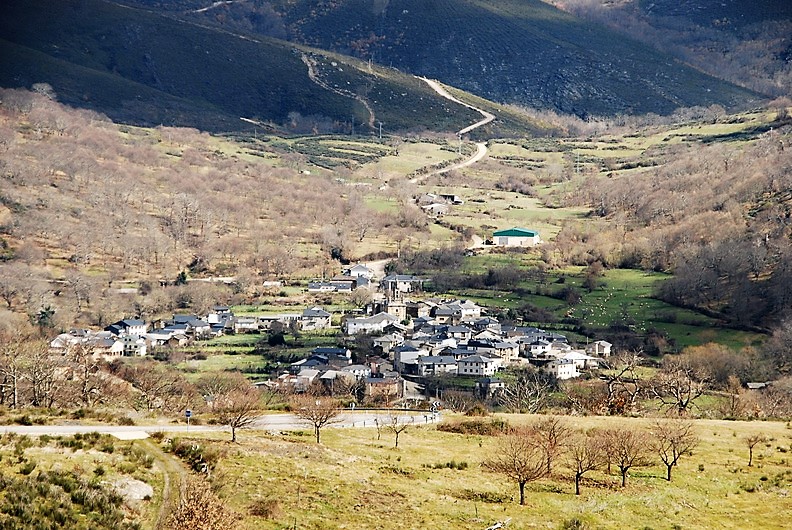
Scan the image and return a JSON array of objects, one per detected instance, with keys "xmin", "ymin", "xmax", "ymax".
[
  {"xmin": 121, "ymin": 0, "xmax": 759, "ymax": 117},
  {"xmin": 1, "ymin": 0, "xmax": 555, "ymax": 135},
  {"xmin": 0, "ymin": 88, "xmax": 424, "ymax": 329},
  {"xmin": 551, "ymin": 107, "xmax": 792, "ymax": 331},
  {"xmin": 546, "ymin": 0, "xmax": 792, "ymax": 98}
]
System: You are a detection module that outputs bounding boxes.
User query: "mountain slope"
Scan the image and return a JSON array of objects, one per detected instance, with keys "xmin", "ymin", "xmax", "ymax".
[
  {"xmin": 0, "ymin": 0, "xmax": 550, "ymax": 135},
  {"xmin": 545, "ymin": 0, "xmax": 792, "ymax": 98},
  {"xmin": 142, "ymin": 0, "xmax": 761, "ymax": 117}
]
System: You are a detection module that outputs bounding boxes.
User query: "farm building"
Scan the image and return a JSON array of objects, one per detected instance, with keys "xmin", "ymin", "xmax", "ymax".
[{"xmin": 492, "ymin": 227, "xmax": 541, "ymax": 247}]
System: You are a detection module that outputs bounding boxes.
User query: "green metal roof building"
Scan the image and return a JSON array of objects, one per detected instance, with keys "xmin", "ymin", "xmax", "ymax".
[{"xmin": 492, "ymin": 227, "xmax": 541, "ymax": 247}]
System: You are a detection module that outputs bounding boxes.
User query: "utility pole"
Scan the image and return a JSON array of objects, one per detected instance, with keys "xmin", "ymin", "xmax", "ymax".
[{"xmin": 378, "ymin": 121, "xmax": 383, "ymax": 140}]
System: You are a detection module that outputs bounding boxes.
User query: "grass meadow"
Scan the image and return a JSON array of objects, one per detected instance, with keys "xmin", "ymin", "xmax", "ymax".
[{"xmin": 173, "ymin": 414, "xmax": 792, "ymax": 529}]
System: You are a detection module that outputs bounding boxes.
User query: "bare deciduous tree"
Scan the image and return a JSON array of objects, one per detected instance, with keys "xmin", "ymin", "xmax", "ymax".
[
  {"xmin": 529, "ymin": 416, "xmax": 570, "ymax": 475},
  {"xmin": 652, "ymin": 418, "xmax": 699, "ymax": 481},
  {"xmin": 290, "ymin": 395, "xmax": 342, "ymax": 444},
  {"xmin": 600, "ymin": 427, "xmax": 652, "ymax": 487},
  {"xmin": 385, "ymin": 413, "xmax": 414, "ymax": 448},
  {"xmin": 744, "ymin": 433, "xmax": 769, "ymax": 467},
  {"xmin": 214, "ymin": 383, "xmax": 263, "ymax": 443},
  {"xmin": 483, "ymin": 428, "xmax": 547, "ymax": 505},
  {"xmin": 567, "ymin": 431, "xmax": 605, "ymax": 495},
  {"xmin": 651, "ymin": 355, "xmax": 709, "ymax": 414},
  {"xmin": 601, "ymin": 351, "xmax": 643, "ymax": 415},
  {"xmin": 497, "ymin": 368, "xmax": 553, "ymax": 413}
]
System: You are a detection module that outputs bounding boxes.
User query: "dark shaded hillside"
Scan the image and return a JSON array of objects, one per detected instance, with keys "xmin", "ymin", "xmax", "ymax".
[
  {"xmin": 548, "ymin": 0, "xmax": 792, "ymax": 98},
  {"xmin": 1, "ymin": 0, "xmax": 550, "ymax": 135},
  {"xmin": 143, "ymin": 0, "xmax": 761, "ymax": 117}
]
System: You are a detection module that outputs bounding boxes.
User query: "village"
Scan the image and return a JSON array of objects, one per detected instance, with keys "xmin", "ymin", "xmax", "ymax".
[{"xmin": 48, "ymin": 227, "xmax": 613, "ymax": 406}]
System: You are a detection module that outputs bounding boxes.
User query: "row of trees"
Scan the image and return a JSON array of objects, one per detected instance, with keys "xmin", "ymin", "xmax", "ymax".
[
  {"xmin": 484, "ymin": 416, "xmax": 698, "ymax": 503},
  {"xmin": 432, "ymin": 348, "xmax": 792, "ymax": 420}
]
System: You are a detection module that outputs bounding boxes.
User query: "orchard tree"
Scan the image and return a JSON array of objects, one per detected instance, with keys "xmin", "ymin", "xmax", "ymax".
[
  {"xmin": 601, "ymin": 427, "xmax": 652, "ymax": 487},
  {"xmin": 567, "ymin": 431, "xmax": 605, "ymax": 495},
  {"xmin": 529, "ymin": 416, "xmax": 570, "ymax": 474},
  {"xmin": 652, "ymin": 419, "xmax": 699, "ymax": 481},
  {"xmin": 483, "ymin": 427, "xmax": 546, "ymax": 505},
  {"xmin": 385, "ymin": 413, "xmax": 414, "ymax": 449}
]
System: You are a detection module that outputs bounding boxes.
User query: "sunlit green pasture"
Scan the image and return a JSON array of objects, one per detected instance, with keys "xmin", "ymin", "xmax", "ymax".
[{"xmin": 177, "ymin": 414, "xmax": 792, "ymax": 529}]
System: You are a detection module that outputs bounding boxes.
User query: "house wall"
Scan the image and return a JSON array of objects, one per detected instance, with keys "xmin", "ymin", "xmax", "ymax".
[{"xmin": 496, "ymin": 235, "xmax": 540, "ymax": 247}]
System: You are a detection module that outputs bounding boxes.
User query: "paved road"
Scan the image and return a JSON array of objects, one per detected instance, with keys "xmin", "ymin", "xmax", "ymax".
[{"xmin": 0, "ymin": 411, "xmax": 439, "ymax": 439}]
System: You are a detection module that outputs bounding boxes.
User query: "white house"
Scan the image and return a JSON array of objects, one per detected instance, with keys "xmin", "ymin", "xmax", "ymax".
[
  {"xmin": 457, "ymin": 355, "xmax": 498, "ymax": 377},
  {"xmin": 586, "ymin": 340, "xmax": 613, "ymax": 357},
  {"xmin": 343, "ymin": 312, "xmax": 399, "ymax": 335},
  {"xmin": 342, "ymin": 364, "xmax": 372, "ymax": 380},
  {"xmin": 560, "ymin": 351, "xmax": 600, "ymax": 370},
  {"xmin": 345, "ymin": 264, "xmax": 375, "ymax": 279},
  {"xmin": 544, "ymin": 358, "xmax": 579, "ymax": 380},
  {"xmin": 121, "ymin": 335, "xmax": 147, "ymax": 357},
  {"xmin": 492, "ymin": 227, "xmax": 541, "ymax": 247},
  {"xmin": 234, "ymin": 316, "xmax": 260, "ymax": 333}
]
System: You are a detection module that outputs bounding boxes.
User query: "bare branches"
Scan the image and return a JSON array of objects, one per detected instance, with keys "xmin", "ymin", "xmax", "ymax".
[
  {"xmin": 567, "ymin": 431, "xmax": 605, "ymax": 495},
  {"xmin": 289, "ymin": 395, "xmax": 342, "ymax": 444},
  {"xmin": 599, "ymin": 427, "xmax": 652, "ymax": 487},
  {"xmin": 651, "ymin": 355, "xmax": 709, "ymax": 414},
  {"xmin": 385, "ymin": 413, "xmax": 414, "ymax": 448},
  {"xmin": 483, "ymin": 428, "xmax": 547, "ymax": 505},
  {"xmin": 496, "ymin": 368, "xmax": 553, "ymax": 413},
  {"xmin": 528, "ymin": 416, "xmax": 570, "ymax": 475},
  {"xmin": 652, "ymin": 419, "xmax": 698, "ymax": 481},
  {"xmin": 214, "ymin": 385, "xmax": 263, "ymax": 443},
  {"xmin": 744, "ymin": 433, "xmax": 769, "ymax": 467}
]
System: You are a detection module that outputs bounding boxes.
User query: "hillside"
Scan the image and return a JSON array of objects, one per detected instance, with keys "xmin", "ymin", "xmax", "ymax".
[
  {"xmin": 134, "ymin": 0, "xmax": 762, "ymax": 117},
  {"xmin": 0, "ymin": 0, "xmax": 549, "ymax": 136},
  {"xmin": 546, "ymin": 0, "xmax": 792, "ymax": 98}
]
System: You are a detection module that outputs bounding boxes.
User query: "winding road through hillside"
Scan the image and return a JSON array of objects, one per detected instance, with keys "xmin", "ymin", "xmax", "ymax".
[{"xmin": 411, "ymin": 77, "xmax": 495, "ymax": 183}]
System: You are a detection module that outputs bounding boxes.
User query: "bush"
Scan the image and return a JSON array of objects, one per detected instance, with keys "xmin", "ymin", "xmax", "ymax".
[
  {"xmin": 464, "ymin": 404, "xmax": 490, "ymax": 417},
  {"xmin": 428, "ymin": 460, "xmax": 468, "ymax": 470},
  {"xmin": 149, "ymin": 431, "xmax": 166, "ymax": 443},
  {"xmin": 437, "ymin": 418, "xmax": 509, "ymax": 436},
  {"xmin": 249, "ymin": 498, "xmax": 282, "ymax": 519},
  {"xmin": 455, "ymin": 488, "xmax": 510, "ymax": 503},
  {"xmin": 19, "ymin": 461, "xmax": 37, "ymax": 475}
]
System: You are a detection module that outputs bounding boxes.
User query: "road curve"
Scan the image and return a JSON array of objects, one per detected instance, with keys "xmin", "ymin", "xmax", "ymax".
[
  {"xmin": 0, "ymin": 411, "xmax": 438, "ymax": 439},
  {"xmin": 411, "ymin": 77, "xmax": 494, "ymax": 183}
]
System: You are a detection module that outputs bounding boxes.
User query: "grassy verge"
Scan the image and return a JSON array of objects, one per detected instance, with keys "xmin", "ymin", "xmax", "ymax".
[{"xmin": 172, "ymin": 414, "xmax": 792, "ymax": 529}]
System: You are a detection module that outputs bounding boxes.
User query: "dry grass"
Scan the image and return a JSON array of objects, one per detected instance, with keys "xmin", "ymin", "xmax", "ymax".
[{"xmin": 170, "ymin": 414, "xmax": 792, "ymax": 529}]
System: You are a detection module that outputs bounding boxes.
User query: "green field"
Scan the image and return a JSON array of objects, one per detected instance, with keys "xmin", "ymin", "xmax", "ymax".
[{"xmin": 167, "ymin": 414, "xmax": 792, "ymax": 529}]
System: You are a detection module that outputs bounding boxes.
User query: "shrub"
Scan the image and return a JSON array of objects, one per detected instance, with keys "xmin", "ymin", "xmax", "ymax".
[
  {"xmin": 249, "ymin": 498, "xmax": 282, "ymax": 519},
  {"xmin": 19, "ymin": 461, "xmax": 37, "ymax": 475},
  {"xmin": 464, "ymin": 404, "xmax": 490, "ymax": 417},
  {"xmin": 149, "ymin": 431, "xmax": 166, "ymax": 443},
  {"xmin": 437, "ymin": 418, "xmax": 509, "ymax": 436},
  {"xmin": 455, "ymin": 488, "xmax": 510, "ymax": 503}
]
